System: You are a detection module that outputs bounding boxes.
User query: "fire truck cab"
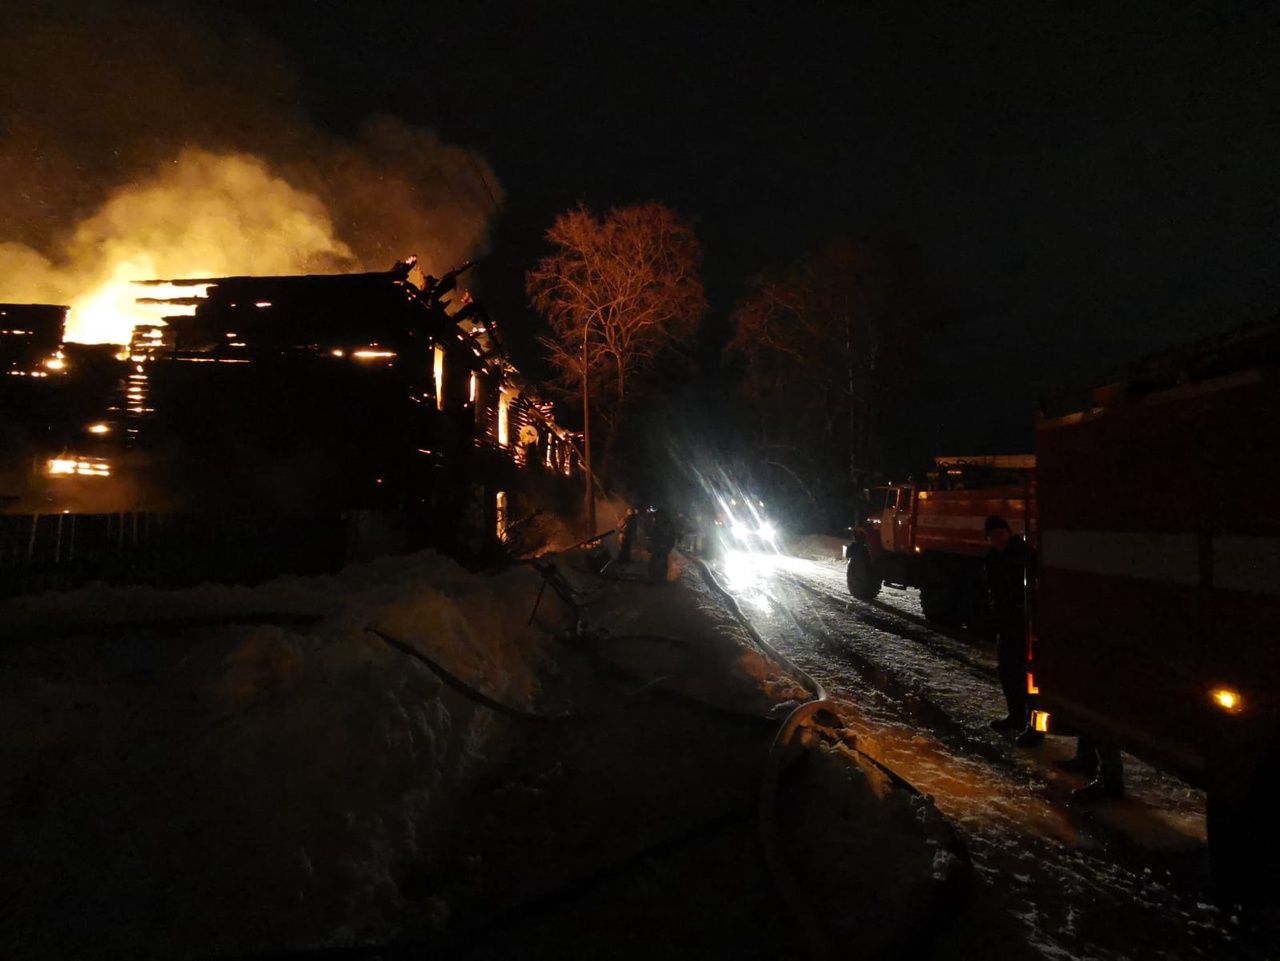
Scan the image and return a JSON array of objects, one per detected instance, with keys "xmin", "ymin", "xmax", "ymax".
[{"xmin": 846, "ymin": 455, "xmax": 1034, "ymax": 633}]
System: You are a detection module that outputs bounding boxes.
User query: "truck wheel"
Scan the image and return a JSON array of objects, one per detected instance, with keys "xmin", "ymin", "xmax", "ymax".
[{"xmin": 846, "ymin": 546, "xmax": 882, "ymax": 600}]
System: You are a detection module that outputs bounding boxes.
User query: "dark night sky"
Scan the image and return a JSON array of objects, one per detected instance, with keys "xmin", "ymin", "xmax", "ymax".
[
  {"xmin": 230, "ymin": 1, "xmax": 1277, "ymax": 458},
  {"xmin": 14, "ymin": 1, "xmax": 1280, "ymax": 465}
]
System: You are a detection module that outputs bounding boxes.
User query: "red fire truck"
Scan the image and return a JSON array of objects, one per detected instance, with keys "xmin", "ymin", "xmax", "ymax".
[
  {"xmin": 1029, "ymin": 320, "xmax": 1280, "ymax": 892},
  {"xmin": 845, "ymin": 455, "xmax": 1035, "ymax": 631}
]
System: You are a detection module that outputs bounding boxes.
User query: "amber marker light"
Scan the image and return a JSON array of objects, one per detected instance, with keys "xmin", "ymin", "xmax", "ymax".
[
  {"xmin": 1210, "ymin": 687, "xmax": 1244, "ymax": 714},
  {"xmin": 1030, "ymin": 710, "xmax": 1050, "ymax": 733}
]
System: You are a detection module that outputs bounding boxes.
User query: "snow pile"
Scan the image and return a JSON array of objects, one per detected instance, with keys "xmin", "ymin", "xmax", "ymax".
[
  {"xmin": 0, "ymin": 551, "xmax": 575, "ymax": 958},
  {"xmin": 783, "ymin": 532, "xmax": 849, "ymax": 561},
  {"xmin": 1, "ymin": 542, "xmax": 970, "ymax": 959}
]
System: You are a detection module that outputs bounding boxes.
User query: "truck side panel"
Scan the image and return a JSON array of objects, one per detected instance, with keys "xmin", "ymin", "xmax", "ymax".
[
  {"xmin": 914, "ymin": 488, "xmax": 1033, "ymax": 556},
  {"xmin": 1035, "ymin": 369, "xmax": 1280, "ymax": 791},
  {"xmin": 1033, "ymin": 567, "xmax": 1205, "ymax": 779}
]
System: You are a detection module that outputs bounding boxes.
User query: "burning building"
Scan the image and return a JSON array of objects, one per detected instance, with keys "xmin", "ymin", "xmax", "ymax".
[{"xmin": 0, "ymin": 260, "xmax": 580, "ymax": 592}]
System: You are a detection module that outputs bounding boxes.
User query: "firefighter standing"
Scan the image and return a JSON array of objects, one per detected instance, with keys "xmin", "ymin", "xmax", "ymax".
[
  {"xmin": 1058, "ymin": 735, "xmax": 1125, "ymax": 802},
  {"xmin": 647, "ymin": 508, "xmax": 680, "ymax": 584},
  {"xmin": 984, "ymin": 515, "xmax": 1040, "ymax": 742},
  {"xmin": 618, "ymin": 506, "xmax": 640, "ymax": 564}
]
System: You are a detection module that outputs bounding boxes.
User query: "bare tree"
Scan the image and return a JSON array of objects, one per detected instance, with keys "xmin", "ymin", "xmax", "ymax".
[
  {"xmin": 729, "ymin": 239, "xmax": 913, "ymax": 523},
  {"xmin": 527, "ymin": 202, "xmax": 705, "ymax": 531}
]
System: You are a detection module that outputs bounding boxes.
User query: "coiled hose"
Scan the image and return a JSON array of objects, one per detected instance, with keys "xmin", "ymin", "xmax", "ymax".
[{"xmin": 362, "ymin": 553, "xmax": 845, "ymax": 959}]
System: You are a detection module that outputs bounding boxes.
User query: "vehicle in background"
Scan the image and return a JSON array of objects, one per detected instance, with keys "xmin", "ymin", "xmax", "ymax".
[
  {"xmin": 714, "ymin": 491, "xmax": 780, "ymax": 553},
  {"xmin": 844, "ymin": 455, "xmax": 1034, "ymax": 633}
]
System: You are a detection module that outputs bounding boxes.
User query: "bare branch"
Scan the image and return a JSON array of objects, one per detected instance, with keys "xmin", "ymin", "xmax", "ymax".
[{"xmin": 526, "ymin": 201, "xmax": 707, "ymax": 481}]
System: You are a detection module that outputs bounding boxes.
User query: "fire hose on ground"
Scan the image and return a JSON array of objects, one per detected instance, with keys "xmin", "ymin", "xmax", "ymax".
[
  {"xmin": 691, "ymin": 555, "xmax": 843, "ymax": 961},
  {"xmin": 286, "ymin": 549, "xmax": 955, "ymax": 961},
  {"xmin": 357, "ymin": 553, "xmax": 840, "ymax": 959}
]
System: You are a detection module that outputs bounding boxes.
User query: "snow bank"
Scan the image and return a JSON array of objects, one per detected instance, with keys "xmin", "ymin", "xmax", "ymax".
[
  {"xmin": 784, "ymin": 532, "xmax": 849, "ymax": 561},
  {"xmin": 0, "ymin": 551, "xmax": 575, "ymax": 958},
  {"xmin": 2, "ymin": 543, "xmax": 967, "ymax": 958}
]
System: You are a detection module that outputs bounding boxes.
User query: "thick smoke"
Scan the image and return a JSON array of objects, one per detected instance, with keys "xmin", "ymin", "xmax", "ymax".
[{"xmin": 0, "ymin": 0, "xmax": 503, "ymax": 342}]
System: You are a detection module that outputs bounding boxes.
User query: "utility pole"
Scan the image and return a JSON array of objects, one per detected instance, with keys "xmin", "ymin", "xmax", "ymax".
[{"xmin": 582, "ymin": 326, "xmax": 596, "ymax": 536}]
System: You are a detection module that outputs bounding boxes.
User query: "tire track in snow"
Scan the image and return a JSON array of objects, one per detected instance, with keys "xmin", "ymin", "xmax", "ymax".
[{"xmin": 712, "ymin": 554, "xmax": 1255, "ymax": 961}]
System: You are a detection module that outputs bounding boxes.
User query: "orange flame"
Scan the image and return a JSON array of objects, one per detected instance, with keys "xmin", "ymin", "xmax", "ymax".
[{"xmin": 4, "ymin": 149, "xmax": 356, "ymax": 346}]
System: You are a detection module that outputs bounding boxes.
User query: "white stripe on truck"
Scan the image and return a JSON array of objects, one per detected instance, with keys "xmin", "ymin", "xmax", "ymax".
[{"xmin": 1041, "ymin": 530, "xmax": 1280, "ymax": 597}]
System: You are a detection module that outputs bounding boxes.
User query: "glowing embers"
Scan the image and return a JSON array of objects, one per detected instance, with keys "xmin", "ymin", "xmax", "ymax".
[
  {"xmin": 433, "ymin": 345, "xmax": 445, "ymax": 410},
  {"xmin": 6, "ymin": 349, "xmax": 72, "ymax": 377},
  {"xmin": 47, "ymin": 456, "xmax": 112, "ymax": 477},
  {"xmin": 1209, "ymin": 686, "xmax": 1245, "ymax": 714},
  {"xmin": 323, "ymin": 344, "xmax": 398, "ymax": 366},
  {"xmin": 129, "ymin": 324, "xmax": 174, "ymax": 361},
  {"xmin": 497, "ymin": 387, "xmax": 511, "ymax": 446},
  {"xmin": 125, "ymin": 368, "xmax": 153, "ymax": 414},
  {"xmin": 496, "ymin": 490, "xmax": 508, "ymax": 540},
  {"xmin": 352, "ymin": 348, "xmax": 396, "ymax": 362}
]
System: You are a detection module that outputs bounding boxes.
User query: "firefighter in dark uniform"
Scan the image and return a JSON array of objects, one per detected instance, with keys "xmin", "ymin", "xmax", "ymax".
[
  {"xmin": 647, "ymin": 508, "xmax": 680, "ymax": 584},
  {"xmin": 984, "ymin": 515, "xmax": 1040, "ymax": 742},
  {"xmin": 618, "ymin": 506, "xmax": 640, "ymax": 564},
  {"xmin": 1058, "ymin": 734, "xmax": 1125, "ymax": 802}
]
